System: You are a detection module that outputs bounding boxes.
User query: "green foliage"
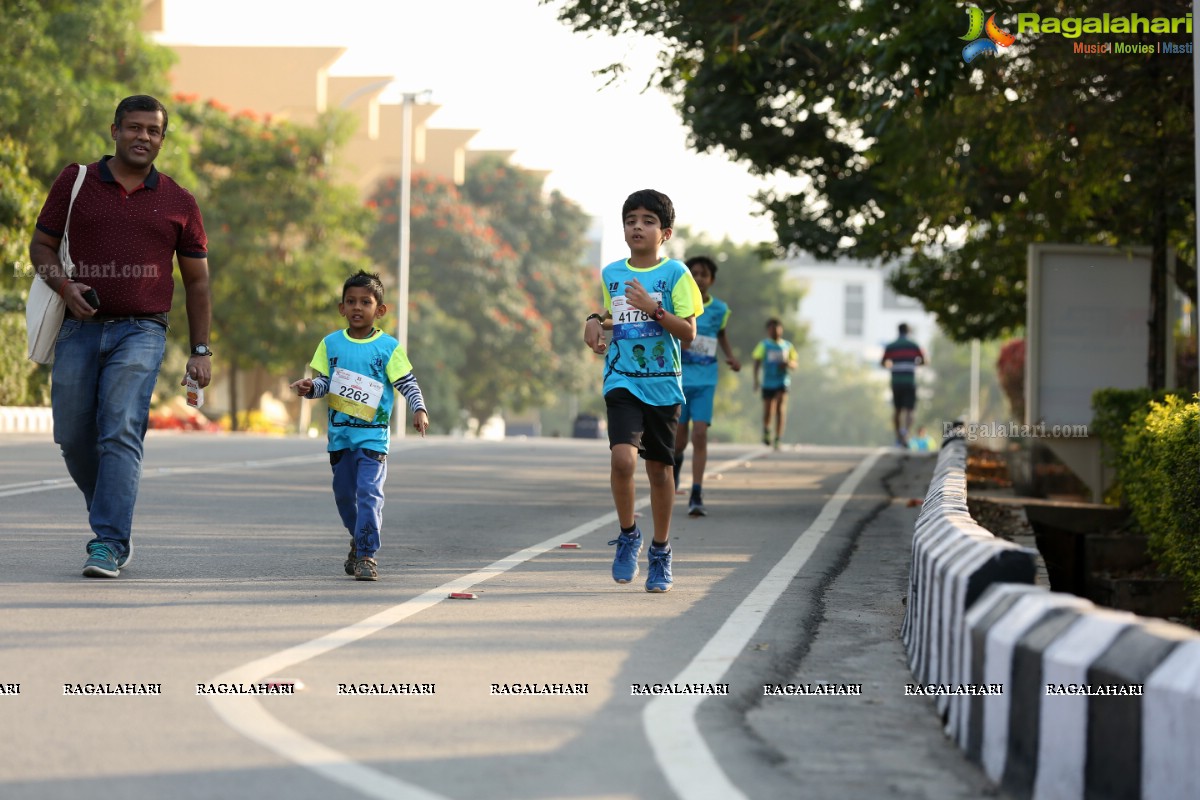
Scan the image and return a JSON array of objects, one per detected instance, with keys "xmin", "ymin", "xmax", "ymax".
[
  {"xmin": 1092, "ymin": 388, "xmax": 1161, "ymax": 458},
  {"xmin": 0, "ymin": 1, "xmax": 177, "ymax": 298},
  {"xmin": 549, "ymin": 0, "xmax": 1196, "ymax": 342},
  {"xmin": 173, "ymin": 99, "xmax": 374, "ymax": 423},
  {"xmin": 0, "ymin": 311, "xmax": 50, "ymax": 406},
  {"xmin": 462, "ymin": 156, "xmax": 596, "ymax": 404},
  {"xmin": 1119, "ymin": 394, "xmax": 1200, "ymax": 608},
  {"xmin": 0, "ymin": 136, "xmax": 43, "ymax": 294},
  {"xmin": 1091, "ymin": 386, "xmax": 1175, "ymax": 503},
  {"xmin": 787, "ymin": 349, "xmax": 894, "ymax": 446},
  {"xmin": 922, "ymin": 332, "xmax": 1008, "ymax": 428},
  {"xmin": 679, "ymin": 234, "xmax": 805, "ymax": 442},
  {"xmin": 0, "ymin": 0, "xmax": 175, "ymax": 186}
]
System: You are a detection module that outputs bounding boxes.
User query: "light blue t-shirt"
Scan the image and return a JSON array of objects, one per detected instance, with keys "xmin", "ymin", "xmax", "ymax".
[
  {"xmin": 310, "ymin": 329, "xmax": 413, "ymax": 453},
  {"xmin": 681, "ymin": 295, "xmax": 730, "ymax": 389},
  {"xmin": 601, "ymin": 258, "xmax": 703, "ymax": 407}
]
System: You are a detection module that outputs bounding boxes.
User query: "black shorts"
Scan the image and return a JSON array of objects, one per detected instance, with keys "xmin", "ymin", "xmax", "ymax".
[
  {"xmin": 761, "ymin": 386, "xmax": 788, "ymax": 402},
  {"xmin": 604, "ymin": 388, "xmax": 680, "ymax": 465},
  {"xmin": 892, "ymin": 383, "xmax": 917, "ymax": 410}
]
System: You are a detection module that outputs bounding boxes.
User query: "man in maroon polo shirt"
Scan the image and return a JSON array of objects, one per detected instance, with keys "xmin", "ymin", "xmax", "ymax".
[{"xmin": 29, "ymin": 95, "xmax": 213, "ymax": 578}]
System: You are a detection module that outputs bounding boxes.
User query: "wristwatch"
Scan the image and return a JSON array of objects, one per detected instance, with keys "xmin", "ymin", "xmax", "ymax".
[
  {"xmin": 190, "ymin": 344, "xmax": 213, "ymax": 357},
  {"xmin": 651, "ymin": 303, "xmax": 666, "ymax": 321},
  {"xmin": 585, "ymin": 313, "xmax": 604, "ymax": 324}
]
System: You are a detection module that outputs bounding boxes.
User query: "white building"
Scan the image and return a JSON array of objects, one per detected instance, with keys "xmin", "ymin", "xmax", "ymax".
[{"xmin": 784, "ymin": 254, "xmax": 938, "ymax": 368}]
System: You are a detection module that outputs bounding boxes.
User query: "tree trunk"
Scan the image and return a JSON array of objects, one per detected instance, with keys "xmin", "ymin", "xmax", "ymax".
[
  {"xmin": 1149, "ymin": 209, "xmax": 1168, "ymax": 391},
  {"xmin": 228, "ymin": 362, "xmax": 240, "ymax": 432}
]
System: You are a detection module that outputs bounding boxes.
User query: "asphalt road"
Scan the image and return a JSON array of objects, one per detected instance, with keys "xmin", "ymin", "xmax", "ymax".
[{"xmin": 0, "ymin": 433, "xmax": 999, "ymax": 800}]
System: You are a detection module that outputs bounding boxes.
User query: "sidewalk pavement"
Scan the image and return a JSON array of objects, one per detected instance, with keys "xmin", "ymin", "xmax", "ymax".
[{"xmin": 746, "ymin": 451, "xmax": 1007, "ymax": 800}]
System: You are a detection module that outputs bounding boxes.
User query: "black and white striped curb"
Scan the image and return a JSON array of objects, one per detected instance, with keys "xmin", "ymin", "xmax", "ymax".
[
  {"xmin": 902, "ymin": 435, "xmax": 1038, "ymax": 721},
  {"xmin": 961, "ymin": 582, "xmax": 1200, "ymax": 799},
  {"xmin": 903, "ymin": 435, "xmax": 1200, "ymax": 799}
]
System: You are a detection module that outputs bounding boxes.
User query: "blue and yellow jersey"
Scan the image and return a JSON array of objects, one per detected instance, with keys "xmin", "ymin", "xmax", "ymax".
[
  {"xmin": 600, "ymin": 258, "xmax": 703, "ymax": 407},
  {"xmin": 310, "ymin": 328, "xmax": 413, "ymax": 453},
  {"xmin": 752, "ymin": 338, "xmax": 796, "ymax": 390},
  {"xmin": 681, "ymin": 295, "xmax": 730, "ymax": 389}
]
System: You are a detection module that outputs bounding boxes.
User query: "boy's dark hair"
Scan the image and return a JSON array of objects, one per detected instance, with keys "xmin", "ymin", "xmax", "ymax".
[
  {"xmin": 114, "ymin": 95, "xmax": 169, "ymax": 135},
  {"xmin": 766, "ymin": 318, "xmax": 783, "ymax": 328},
  {"xmin": 898, "ymin": 322, "xmax": 910, "ymax": 335},
  {"xmin": 685, "ymin": 255, "xmax": 718, "ymax": 279},
  {"xmin": 622, "ymin": 189, "xmax": 675, "ymax": 229},
  {"xmin": 343, "ymin": 270, "xmax": 385, "ymax": 304}
]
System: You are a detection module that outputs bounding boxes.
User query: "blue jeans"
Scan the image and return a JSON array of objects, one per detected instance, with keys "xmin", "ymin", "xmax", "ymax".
[
  {"xmin": 52, "ymin": 318, "xmax": 167, "ymax": 559},
  {"xmin": 331, "ymin": 449, "xmax": 387, "ymax": 559}
]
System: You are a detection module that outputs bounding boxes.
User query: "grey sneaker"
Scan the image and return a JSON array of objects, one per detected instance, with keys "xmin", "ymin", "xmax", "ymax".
[
  {"xmin": 344, "ymin": 540, "xmax": 357, "ymax": 576},
  {"xmin": 117, "ymin": 541, "xmax": 133, "ymax": 569},
  {"xmin": 354, "ymin": 557, "xmax": 379, "ymax": 582},
  {"xmin": 82, "ymin": 542, "xmax": 120, "ymax": 578},
  {"xmin": 687, "ymin": 494, "xmax": 707, "ymax": 517}
]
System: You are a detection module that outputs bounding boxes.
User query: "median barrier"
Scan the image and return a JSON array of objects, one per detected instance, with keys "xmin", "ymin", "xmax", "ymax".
[
  {"xmin": 904, "ymin": 434, "xmax": 1200, "ymax": 799},
  {"xmin": 0, "ymin": 406, "xmax": 53, "ymax": 434}
]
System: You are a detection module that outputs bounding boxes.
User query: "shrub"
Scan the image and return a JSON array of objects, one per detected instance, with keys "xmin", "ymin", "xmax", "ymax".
[
  {"xmin": 0, "ymin": 310, "xmax": 51, "ymax": 406},
  {"xmin": 1120, "ymin": 394, "xmax": 1200, "ymax": 609},
  {"xmin": 1092, "ymin": 387, "xmax": 1174, "ymax": 504}
]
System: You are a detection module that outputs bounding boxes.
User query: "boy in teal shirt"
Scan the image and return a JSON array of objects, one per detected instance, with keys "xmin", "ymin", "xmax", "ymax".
[
  {"xmin": 752, "ymin": 318, "xmax": 798, "ymax": 449},
  {"xmin": 290, "ymin": 270, "xmax": 430, "ymax": 582},
  {"xmin": 583, "ymin": 189, "xmax": 703, "ymax": 593},
  {"xmin": 674, "ymin": 255, "xmax": 741, "ymax": 516}
]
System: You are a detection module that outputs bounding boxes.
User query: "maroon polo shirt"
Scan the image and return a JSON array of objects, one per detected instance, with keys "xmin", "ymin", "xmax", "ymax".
[{"xmin": 35, "ymin": 156, "xmax": 208, "ymax": 316}]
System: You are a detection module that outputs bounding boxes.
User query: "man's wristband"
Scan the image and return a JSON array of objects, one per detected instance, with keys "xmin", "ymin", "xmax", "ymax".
[
  {"xmin": 55, "ymin": 278, "xmax": 71, "ymax": 297},
  {"xmin": 585, "ymin": 313, "xmax": 604, "ymax": 324}
]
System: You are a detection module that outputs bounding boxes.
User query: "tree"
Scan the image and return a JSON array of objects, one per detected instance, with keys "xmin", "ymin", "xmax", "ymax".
[
  {"xmin": 368, "ymin": 173, "xmax": 549, "ymax": 425},
  {"xmin": 680, "ymin": 233, "xmax": 805, "ymax": 442},
  {"xmin": 462, "ymin": 156, "xmax": 596, "ymax": 403},
  {"xmin": 368, "ymin": 161, "xmax": 595, "ymax": 428},
  {"xmin": 0, "ymin": 1, "xmax": 176, "ymax": 403},
  {"xmin": 0, "ymin": 0, "xmax": 175, "ymax": 184},
  {"xmin": 549, "ymin": 0, "xmax": 1196, "ymax": 373},
  {"xmin": 174, "ymin": 98, "xmax": 374, "ymax": 427}
]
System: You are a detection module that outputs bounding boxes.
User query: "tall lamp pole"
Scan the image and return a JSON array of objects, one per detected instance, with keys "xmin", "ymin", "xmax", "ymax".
[{"xmin": 394, "ymin": 90, "xmax": 431, "ymax": 437}]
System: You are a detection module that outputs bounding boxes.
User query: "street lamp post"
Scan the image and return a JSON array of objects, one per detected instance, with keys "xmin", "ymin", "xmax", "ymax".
[{"xmin": 394, "ymin": 89, "xmax": 431, "ymax": 437}]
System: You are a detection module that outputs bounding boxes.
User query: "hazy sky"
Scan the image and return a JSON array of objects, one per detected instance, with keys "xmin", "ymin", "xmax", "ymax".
[{"xmin": 156, "ymin": 0, "xmax": 783, "ymax": 263}]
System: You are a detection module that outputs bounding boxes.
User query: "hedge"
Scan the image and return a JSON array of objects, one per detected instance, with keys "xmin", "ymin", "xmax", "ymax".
[{"xmin": 1109, "ymin": 392, "xmax": 1200, "ymax": 611}]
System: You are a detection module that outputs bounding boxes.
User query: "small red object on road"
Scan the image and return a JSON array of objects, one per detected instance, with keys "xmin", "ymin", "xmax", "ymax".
[
  {"xmin": 559, "ymin": 543, "xmax": 581, "ymax": 549},
  {"xmin": 448, "ymin": 592, "xmax": 477, "ymax": 599}
]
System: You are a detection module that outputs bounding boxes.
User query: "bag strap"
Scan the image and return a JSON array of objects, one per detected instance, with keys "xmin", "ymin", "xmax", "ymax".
[{"xmin": 60, "ymin": 164, "xmax": 87, "ymax": 278}]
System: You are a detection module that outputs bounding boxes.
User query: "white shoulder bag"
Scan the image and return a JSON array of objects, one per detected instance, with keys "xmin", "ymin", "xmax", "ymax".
[{"xmin": 26, "ymin": 164, "xmax": 87, "ymax": 364}]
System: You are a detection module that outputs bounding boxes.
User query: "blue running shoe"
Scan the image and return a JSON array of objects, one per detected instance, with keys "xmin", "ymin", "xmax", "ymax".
[
  {"xmin": 607, "ymin": 528, "xmax": 642, "ymax": 584},
  {"xmin": 646, "ymin": 543, "xmax": 673, "ymax": 593},
  {"xmin": 117, "ymin": 541, "xmax": 132, "ymax": 570},
  {"xmin": 83, "ymin": 542, "xmax": 120, "ymax": 578}
]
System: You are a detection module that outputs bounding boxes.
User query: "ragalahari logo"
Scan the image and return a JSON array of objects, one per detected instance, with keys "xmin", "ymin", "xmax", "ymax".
[{"xmin": 960, "ymin": 6, "xmax": 1017, "ymax": 63}]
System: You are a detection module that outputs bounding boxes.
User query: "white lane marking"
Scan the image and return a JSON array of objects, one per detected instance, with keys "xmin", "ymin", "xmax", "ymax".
[
  {"xmin": 644, "ymin": 447, "xmax": 887, "ymax": 800},
  {"xmin": 206, "ymin": 449, "xmax": 767, "ymax": 800},
  {"xmin": 205, "ymin": 509, "xmax": 635, "ymax": 800},
  {"xmin": 0, "ymin": 444, "xmax": 434, "ymax": 498}
]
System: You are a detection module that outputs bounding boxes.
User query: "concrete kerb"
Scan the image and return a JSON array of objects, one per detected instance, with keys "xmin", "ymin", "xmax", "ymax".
[
  {"xmin": 905, "ymin": 435, "xmax": 1200, "ymax": 799},
  {"xmin": 0, "ymin": 406, "xmax": 53, "ymax": 434}
]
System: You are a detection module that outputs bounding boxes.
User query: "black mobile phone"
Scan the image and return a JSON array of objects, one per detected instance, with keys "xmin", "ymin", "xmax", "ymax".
[{"xmin": 81, "ymin": 287, "xmax": 99, "ymax": 309}]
